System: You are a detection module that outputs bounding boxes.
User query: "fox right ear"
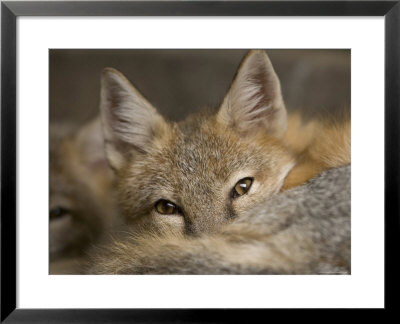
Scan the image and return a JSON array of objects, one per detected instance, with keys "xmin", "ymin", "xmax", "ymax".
[
  {"xmin": 217, "ymin": 50, "xmax": 287, "ymax": 138},
  {"xmin": 100, "ymin": 68, "xmax": 167, "ymax": 171}
]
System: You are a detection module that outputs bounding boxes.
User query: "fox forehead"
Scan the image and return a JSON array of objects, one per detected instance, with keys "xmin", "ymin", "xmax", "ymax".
[{"xmin": 123, "ymin": 113, "xmax": 284, "ymax": 197}]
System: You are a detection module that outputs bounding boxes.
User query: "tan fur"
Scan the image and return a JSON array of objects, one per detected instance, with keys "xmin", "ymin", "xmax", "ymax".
[
  {"xmin": 283, "ymin": 113, "xmax": 351, "ymax": 190},
  {"xmin": 90, "ymin": 224, "xmax": 317, "ymax": 274},
  {"xmin": 49, "ymin": 117, "xmax": 120, "ymax": 273}
]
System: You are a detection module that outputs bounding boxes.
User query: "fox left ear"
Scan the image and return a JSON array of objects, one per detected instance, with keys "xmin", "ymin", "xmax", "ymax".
[
  {"xmin": 217, "ymin": 50, "xmax": 287, "ymax": 138},
  {"xmin": 100, "ymin": 68, "xmax": 168, "ymax": 171}
]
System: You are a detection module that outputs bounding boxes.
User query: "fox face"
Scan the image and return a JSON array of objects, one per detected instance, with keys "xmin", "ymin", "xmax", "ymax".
[
  {"xmin": 101, "ymin": 50, "xmax": 295, "ymax": 235},
  {"xmin": 49, "ymin": 118, "xmax": 117, "ymax": 260}
]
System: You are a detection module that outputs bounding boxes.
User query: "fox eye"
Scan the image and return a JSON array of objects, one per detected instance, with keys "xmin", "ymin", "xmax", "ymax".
[
  {"xmin": 155, "ymin": 199, "xmax": 179, "ymax": 215},
  {"xmin": 50, "ymin": 207, "xmax": 71, "ymax": 220},
  {"xmin": 232, "ymin": 177, "xmax": 253, "ymax": 198}
]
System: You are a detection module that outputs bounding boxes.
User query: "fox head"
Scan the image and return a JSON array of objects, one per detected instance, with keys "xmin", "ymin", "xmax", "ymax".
[
  {"xmin": 100, "ymin": 50, "xmax": 295, "ymax": 235},
  {"xmin": 49, "ymin": 118, "xmax": 117, "ymax": 260}
]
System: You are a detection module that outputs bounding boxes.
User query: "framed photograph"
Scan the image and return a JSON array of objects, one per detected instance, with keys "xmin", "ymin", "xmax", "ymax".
[{"xmin": 1, "ymin": 0, "xmax": 398, "ymax": 321}]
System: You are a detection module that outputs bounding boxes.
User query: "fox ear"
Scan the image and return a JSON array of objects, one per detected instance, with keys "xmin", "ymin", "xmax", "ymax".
[
  {"xmin": 74, "ymin": 117, "xmax": 109, "ymax": 171},
  {"xmin": 218, "ymin": 50, "xmax": 287, "ymax": 138},
  {"xmin": 100, "ymin": 68, "xmax": 167, "ymax": 171}
]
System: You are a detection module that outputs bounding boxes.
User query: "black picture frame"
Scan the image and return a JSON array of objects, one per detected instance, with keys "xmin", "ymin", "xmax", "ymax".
[{"xmin": 1, "ymin": 1, "xmax": 399, "ymax": 322}]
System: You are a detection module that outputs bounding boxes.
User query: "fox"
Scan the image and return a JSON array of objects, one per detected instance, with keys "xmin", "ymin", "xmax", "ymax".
[
  {"xmin": 88, "ymin": 165, "xmax": 350, "ymax": 274},
  {"xmin": 49, "ymin": 117, "xmax": 120, "ymax": 273},
  {"xmin": 97, "ymin": 49, "xmax": 350, "ymax": 237}
]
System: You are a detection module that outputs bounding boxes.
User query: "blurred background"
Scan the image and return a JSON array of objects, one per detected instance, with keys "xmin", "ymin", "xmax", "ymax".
[{"xmin": 50, "ymin": 49, "xmax": 350, "ymax": 125}]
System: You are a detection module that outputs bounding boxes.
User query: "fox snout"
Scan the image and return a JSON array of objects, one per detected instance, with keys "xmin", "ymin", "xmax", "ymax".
[{"xmin": 181, "ymin": 200, "xmax": 236, "ymax": 235}]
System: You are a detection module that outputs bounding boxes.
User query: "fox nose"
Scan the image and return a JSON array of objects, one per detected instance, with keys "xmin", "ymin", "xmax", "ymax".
[
  {"xmin": 184, "ymin": 218, "xmax": 220, "ymax": 236},
  {"xmin": 184, "ymin": 205, "xmax": 236, "ymax": 235}
]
